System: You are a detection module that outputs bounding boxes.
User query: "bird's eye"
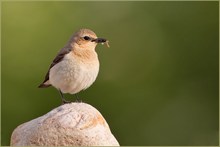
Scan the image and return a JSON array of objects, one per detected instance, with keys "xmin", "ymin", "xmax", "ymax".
[{"xmin": 83, "ymin": 36, "xmax": 90, "ymax": 40}]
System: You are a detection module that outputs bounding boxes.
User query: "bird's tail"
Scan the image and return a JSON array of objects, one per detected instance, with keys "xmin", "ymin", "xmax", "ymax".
[{"xmin": 38, "ymin": 82, "xmax": 51, "ymax": 88}]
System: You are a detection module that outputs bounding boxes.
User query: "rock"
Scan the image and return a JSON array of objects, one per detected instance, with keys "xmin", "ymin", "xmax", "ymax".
[{"xmin": 10, "ymin": 102, "xmax": 119, "ymax": 146}]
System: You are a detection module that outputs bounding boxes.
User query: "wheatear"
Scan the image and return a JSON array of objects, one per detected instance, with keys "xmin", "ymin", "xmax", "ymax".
[{"xmin": 38, "ymin": 28, "xmax": 109, "ymax": 104}]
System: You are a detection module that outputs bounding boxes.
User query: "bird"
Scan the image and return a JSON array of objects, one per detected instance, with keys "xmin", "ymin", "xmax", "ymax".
[{"xmin": 38, "ymin": 28, "xmax": 109, "ymax": 104}]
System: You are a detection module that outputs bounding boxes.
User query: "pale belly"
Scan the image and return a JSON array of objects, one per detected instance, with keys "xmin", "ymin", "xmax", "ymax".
[{"xmin": 49, "ymin": 53, "xmax": 99, "ymax": 94}]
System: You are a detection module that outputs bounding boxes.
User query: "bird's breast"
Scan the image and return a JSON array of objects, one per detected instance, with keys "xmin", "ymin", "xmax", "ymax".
[{"xmin": 49, "ymin": 51, "xmax": 99, "ymax": 94}]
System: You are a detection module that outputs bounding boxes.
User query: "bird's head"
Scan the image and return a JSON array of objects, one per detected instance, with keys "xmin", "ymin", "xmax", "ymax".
[{"xmin": 70, "ymin": 29, "xmax": 109, "ymax": 50}]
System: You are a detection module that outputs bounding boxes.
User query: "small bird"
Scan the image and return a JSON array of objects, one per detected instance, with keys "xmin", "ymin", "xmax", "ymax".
[{"xmin": 38, "ymin": 28, "xmax": 109, "ymax": 104}]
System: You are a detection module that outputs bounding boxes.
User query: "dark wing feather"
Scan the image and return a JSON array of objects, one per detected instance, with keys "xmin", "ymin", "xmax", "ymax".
[{"xmin": 38, "ymin": 47, "xmax": 72, "ymax": 88}]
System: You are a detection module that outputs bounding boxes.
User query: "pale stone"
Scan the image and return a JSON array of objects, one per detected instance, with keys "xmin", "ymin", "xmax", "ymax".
[{"xmin": 11, "ymin": 102, "xmax": 119, "ymax": 146}]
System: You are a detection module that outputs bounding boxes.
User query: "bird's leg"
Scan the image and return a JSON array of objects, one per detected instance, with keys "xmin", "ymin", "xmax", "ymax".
[
  {"xmin": 59, "ymin": 90, "xmax": 71, "ymax": 104},
  {"xmin": 74, "ymin": 93, "xmax": 82, "ymax": 102}
]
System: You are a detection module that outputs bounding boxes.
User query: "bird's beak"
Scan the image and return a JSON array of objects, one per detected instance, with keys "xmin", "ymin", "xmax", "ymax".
[
  {"xmin": 92, "ymin": 38, "xmax": 107, "ymax": 43},
  {"xmin": 92, "ymin": 38, "xmax": 110, "ymax": 48}
]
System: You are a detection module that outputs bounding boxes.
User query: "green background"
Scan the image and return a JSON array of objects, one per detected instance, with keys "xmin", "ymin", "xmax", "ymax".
[{"xmin": 1, "ymin": 1, "xmax": 219, "ymax": 146}]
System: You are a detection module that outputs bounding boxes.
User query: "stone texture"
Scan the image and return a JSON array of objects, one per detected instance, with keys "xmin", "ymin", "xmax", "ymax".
[{"xmin": 11, "ymin": 102, "xmax": 119, "ymax": 146}]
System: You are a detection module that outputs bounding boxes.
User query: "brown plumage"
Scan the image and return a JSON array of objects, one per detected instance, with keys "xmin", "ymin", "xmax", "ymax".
[{"xmin": 38, "ymin": 28, "xmax": 109, "ymax": 103}]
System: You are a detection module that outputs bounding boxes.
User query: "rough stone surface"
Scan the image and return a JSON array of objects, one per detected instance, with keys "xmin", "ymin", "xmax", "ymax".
[{"xmin": 10, "ymin": 102, "xmax": 119, "ymax": 146}]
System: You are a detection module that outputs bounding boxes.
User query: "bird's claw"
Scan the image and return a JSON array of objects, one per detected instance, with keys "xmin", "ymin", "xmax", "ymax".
[
  {"xmin": 62, "ymin": 99, "xmax": 72, "ymax": 104},
  {"xmin": 75, "ymin": 98, "xmax": 82, "ymax": 103}
]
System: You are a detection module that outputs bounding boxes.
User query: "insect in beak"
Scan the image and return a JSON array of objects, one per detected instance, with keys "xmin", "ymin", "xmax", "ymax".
[{"xmin": 92, "ymin": 38, "xmax": 110, "ymax": 48}]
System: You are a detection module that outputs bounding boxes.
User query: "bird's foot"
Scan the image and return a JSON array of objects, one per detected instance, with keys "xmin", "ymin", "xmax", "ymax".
[
  {"xmin": 75, "ymin": 98, "xmax": 82, "ymax": 103},
  {"xmin": 74, "ymin": 94, "xmax": 82, "ymax": 103},
  {"xmin": 62, "ymin": 99, "xmax": 72, "ymax": 104}
]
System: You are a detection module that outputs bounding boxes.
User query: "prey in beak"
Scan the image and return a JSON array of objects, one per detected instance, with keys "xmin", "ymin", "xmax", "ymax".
[{"xmin": 92, "ymin": 38, "xmax": 110, "ymax": 48}]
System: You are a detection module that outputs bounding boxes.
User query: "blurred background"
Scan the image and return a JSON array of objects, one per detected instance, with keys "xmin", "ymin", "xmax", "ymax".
[{"xmin": 1, "ymin": 1, "xmax": 219, "ymax": 146}]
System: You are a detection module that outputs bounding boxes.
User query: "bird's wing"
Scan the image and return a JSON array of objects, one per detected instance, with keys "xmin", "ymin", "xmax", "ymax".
[{"xmin": 38, "ymin": 47, "xmax": 72, "ymax": 88}]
